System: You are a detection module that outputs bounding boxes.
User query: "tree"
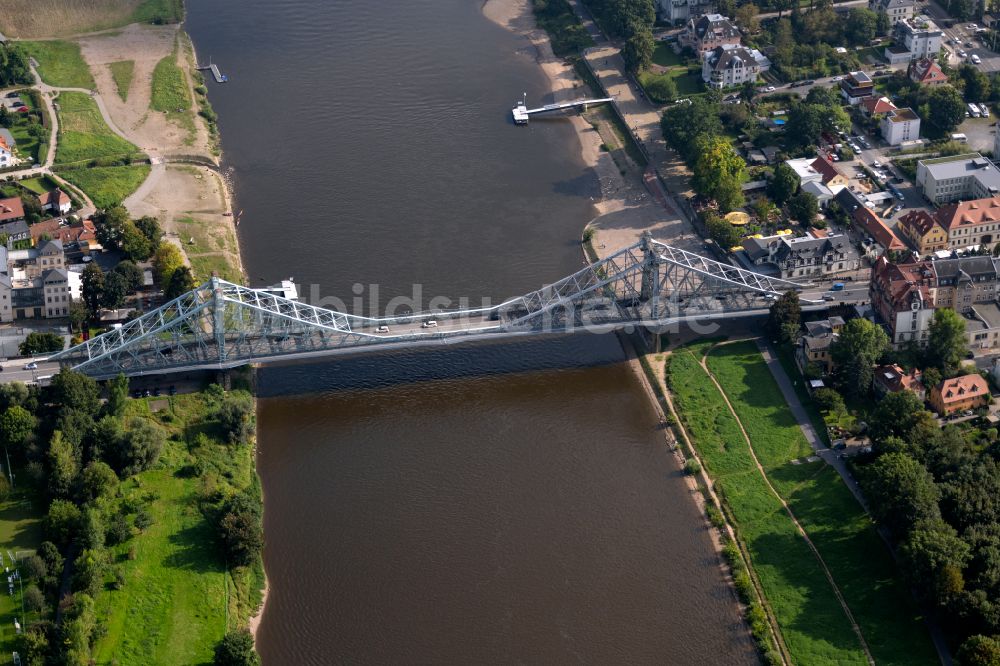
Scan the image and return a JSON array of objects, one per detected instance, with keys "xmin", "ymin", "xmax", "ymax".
[
  {"xmin": 68, "ymin": 301, "xmax": 88, "ymax": 333},
  {"xmin": 622, "ymin": 28, "xmax": 654, "ymax": 73},
  {"xmin": 20, "ymin": 195, "xmax": 42, "ymax": 225},
  {"xmin": 927, "ymin": 308, "xmax": 969, "ymax": 374},
  {"xmin": 219, "ymin": 393, "xmax": 256, "ymax": 445},
  {"xmin": 104, "ymin": 374, "xmax": 129, "ymax": 419},
  {"xmin": 94, "ymin": 206, "xmax": 130, "ymax": 250},
  {"xmin": 81, "ymin": 263, "xmax": 104, "ymax": 317},
  {"xmin": 805, "ymin": 85, "xmax": 840, "ymax": 108},
  {"xmin": 49, "ymin": 369, "xmax": 100, "ymax": 417},
  {"xmin": 108, "ymin": 418, "xmax": 164, "ymax": 476},
  {"xmin": 900, "ymin": 518, "xmax": 971, "ymax": 603},
  {"xmin": 643, "ymin": 75, "xmax": 677, "ymax": 103},
  {"xmin": 166, "ymin": 265, "xmax": 196, "ymax": 300},
  {"xmin": 45, "ymin": 499, "xmax": 82, "ymax": 547},
  {"xmin": 691, "ymin": 134, "xmax": 745, "ymax": 212},
  {"xmin": 862, "ymin": 453, "xmax": 941, "ymax": 538},
  {"xmin": 23, "ymin": 585, "xmax": 45, "ymax": 615},
  {"xmin": 215, "ymin": 629, "xmax": 260, "ymax": 666},
  {"xmin": 219, "ymin": 492, "xmax": 263, "ymax": 566},
  {"xmin": 768, "ymin": 163, "xmax": 799, "ymax": 206},
  {"xmin": 788, "ymin": 191, "xmax": 819, "ymax": 226},
  {"xmin": 767, "ymin": 291, "xmax": 801, "ymax": 344},
  {"xmin": 735, "ymin": 3, "xmax": 760, "ymax": 33},
  {"xmin": 959, "ymin": 64, "xmax": 992, "ymax": 103},
  {"xmin": 18, "ymin": 332, "xmax": 65, "ymax": 355},
  {"xmin": 830, "ymin": 318, "xmax": 889, "ymax": 397},
  {"xmin": 845, "ymin": 8, "xmax": 878, "ymax": 46},
  {"xmin": 48, "ymin": 431, "xmax": 79, "ymax": 498},
  {"xmin": 102, "ymin": 270, "xmax": 129, "ymax": 310},
  {"xmin": 152, "ymin": 243, "xmax": 185, "ymax": 287},
  {"xmin": 875, "ymin": 10, "xmax": 891, "ymax": 36},
  {"xmin": 120, "ymin": 220, "xmax": 152, "ymax": 262},
  {"xmin": 704, "ymin": 212, "xmax": 742, "ymax": 248},
  {"xmin": 0, "ymin": 406, "xmax": 36, "ymax": 454},
  {"xmin": 113, "ymin": 260, "xmax": 143, "ymax": 293},
  {"xmin": 80, "ymin": 461, "xmax": 119, "ymax": 502},
  {"xmin": 957, "ymin": 635, "xmax": 1000, "ymax": 665},
  {"xmin": 926, "ymin": 85, "xmax": 968, "ymax": 137},
  {"xmin": 660, "ymin": 97, "xmax": 722, "ymax": 160},
  {"xmin": 21, "ymin": 555, "xmax": 47, "ymax": 582},
  {"xmin": 869, "ymin": 390, "xmax": 930, "ymax": 445},
  {"xmin": 38, "ymin": 541, "xmax": 63, "ymax": 580},
  {"xmin": 134, "ymin": 216, "xmax": 162, "ymax": 253}
]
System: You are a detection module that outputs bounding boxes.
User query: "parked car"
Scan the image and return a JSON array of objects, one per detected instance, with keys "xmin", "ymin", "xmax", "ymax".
[
  {"xmin": 765, "ymin": 85, "xmax": 775, "ymax": 92},
  {"xmin": 972, "ymin": 54, "xmax": 982, "ymax": 65},
  {"xmin": 421, "ymin": 320, "xmax": 438, "ymax": 328},
  {"xmin": 375, "ymin": 325, "xmax": 390, "ymax": 333},
  {"xmin": 832, "ymin": 75, "xmax": 843, "ymax": 81},
  {"xmin": 980, "ymin": 103, "xmax": 991, "ymax": 117}
]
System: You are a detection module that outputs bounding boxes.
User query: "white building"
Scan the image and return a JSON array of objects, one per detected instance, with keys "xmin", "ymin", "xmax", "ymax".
[
  {"xmin": 870, "ymin": 0, "xmax": 916, "ymax": 24},
  {"xmin": 880, "ymin": 107, "xmax": 921, "ymax": 146},
  {"xmin": 916, "ymin": 153, "xmax": 1000, "ymax": 204},
  {"xmin": 785, "ymin": 157, "xmax": 824, "ymax": 186},
  {"xmin": 893, "ymin": 16, "xmax": 943, "ymax": 60},
  {"xmin": 659, "ymin": 0, "xmax": 716, "ymax": 23},
  {"xmin": 702, "ymin": 44, "xmax": 764, "ymax": 89},
  {"xmin": 0, "ymin": 130, "xmax": 13, "ymax": 169}
]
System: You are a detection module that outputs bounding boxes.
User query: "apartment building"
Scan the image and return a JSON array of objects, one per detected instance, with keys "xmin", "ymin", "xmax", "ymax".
[{"xmin": 916, "ymin": 154, "xmax": 1000, "ymax": 204}]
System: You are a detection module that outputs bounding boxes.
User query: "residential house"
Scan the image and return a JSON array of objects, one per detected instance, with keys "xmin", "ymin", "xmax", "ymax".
[
  {"xmin": 0, "ymin": 273, "xmax": 10, "ymax": 323},
  {"xmin": 916, "ymin": 154, "xmax": 1000, "ymax": 204},
  {"xmin": 898, "ymin": 209, "xmax": 948, "ymax": 255},
  {"xmin": 929, "ymin": 374, "xmax": 990, "ymax": 416},
  {"xmin": 966, "ymin": 302, "xmax": 1000, "ymax": 350},
  {"xmin": 870, "ymin": 256, "xmax": 937, "ymax": 346},
  {"xmin": 852, "ymin": 207, "xmax": 907, "ymax": 255},
  {"xmin": 810, "ymin": 157, "xmax": 849, "ymax": 189},
  {"xmin": 2, "ymin": 238, "xmax": 80, "ymax": 320},
  {"xmin": 786, "ymin": 157, "xmax": 823, "ymax": 186},
  {"xmin": 893, "ymin": 16, "xmax": 943, "ymax": 60},
  {"xmin": 37, "ymin": 239, "xmax": 65, "ymax": 272},
  {"xmin": 659, "ymin": 0, "xmax": 716, "ymax": 23},
  {"xmin": 933, "ymin": 256, "xmax": 1000, "ymax": 313},
  {"xmin": 42, "ymin": 268, "xmax": 77, "ymax": 318},
  {"xmin": 937, "ymin": 196, "xmax": 1000, "ymax": 250},
  {"xmin": 908, "ymin": 58, "xmax": 947, "ymax": 86},
  {"xmin": 796, "ymin": 316, "xmax": 845, "ymax": 374},
  {"xmin": 880, "ymin": 107, "xmax": 920, "ymax": 146},
  {"xmin": 0, "ymin": 197, "xmax": 24, "ymax": 224},
  {"xmin": 870, "ymin": 0, "xmax": 916, "ymax": 24},
  {"xmin": 745, "ymin": 232, "xmax": 859, "ymax": 279},
  {"xmin": 0, "ymin": 219, "xmax": 29, "ymax": 244},
  {"xmin": 0, "ymin": 131, "xmax": 13, "ymax": 169},
  {"xmin": 840, "ymin": 71, "xmax": 875, "ymax": 104},
  {"xmin": 682, "ymin": 14, "xmax": 741, "ymax": 53},
  {"xmin": 801, "ymin": 180, "xmax": 835, "ymax": 208},
  {"xmin": 873, "ymin": 364, "xmax": 926, "ymax": 400},
  {"xmin": 28, "ymin": 217, "xmax": 96, "ymax": 248},
  {"xmin": 36, "ymin": 189, "xmax": 71, "ymax": 216},
  {"xmin": 861, "ymin": 96, "xmax": 898, "ymax": 118},
  {"xmin": 702, "ymin": 44, "xmax": 766, "ymax": 89}
]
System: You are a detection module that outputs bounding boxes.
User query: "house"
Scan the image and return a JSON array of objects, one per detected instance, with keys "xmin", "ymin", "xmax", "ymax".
[
  {"xmin": 810, "ymin": 157, "xmax": 849, "ymax": 189},
  {"xmin": 1, "ymin": 237, "xmax": 79, "ymax": 320},
  {"xmin": 840, "ymin": 71, "xmax": 875, "ymax": 104},
  {"xmin": 933, "ymin": 256, "xmax": 1000, "ymax": 313},
  {"xmin": 916, "ymin": 154, "xmax": 1000, "ymax": 204},
  {"xmin": 786, "ymin": 157, "xmax": 824, "ymax": 186},
  {"xmin": 873, "ymin": 364, "xmax": 926, "ymax": 400},
  {"xmin": 0, "ymin": 197, "xmax": 24, "ymax": 224},
  {"xmin": 908, "ymin": 58, "xmax": 947, "ymax": 86},
  {"xmin": 929, "ymin": 374, "xmax": 990, "ymax": 416},
  {"xmin": 682, "ymin": 14, "xmax": 741, "ymax": 53},
  {"xmin": 936, "ymin": 196, "xmax": 1000, "ymax": 250},
  {"xmin": 41, "ymin": 268, "xmax": 75, "ymax": 319},
  {"xmin": 659, "ymin": 0, "xmax": 716, "ymax": 23},
  {"xmin": 747, "ymin": 233, "xmax": 859, "ymax": 279},
  {"xmin": 893, "ymin": 16, "xmax": 943, "ymax": 61},
  {"xmin": 0, "ymin": 219, "xmax": 29, "ymax": 244},
  {"xmin": 898, "ymin": 209, "xmax": 948, "ymax": 255},
  {"xmin": 880, "ymin": 107, "xmax": 921, "ymax": 146},
  {"xmin": 861, "ymin": 96, "xmax": 898, "ymax": 118},
  {"xmin": 28, "ymin": 217, "xmax": 96, "ymax": 248},
  {"xmin": 966, "ymin": 302, "xmax": 1000, "ymax": 350},
  {"xmin": 0, "ymin": 131, "xmax": 13, "ymax": 169},
  {"xmin": 801, "ymin": 180, "xmax": 835, "ymax": 207},
  {"xmin": 0, "ymin": 273, "xmax": 10, "ymax": 323},
  {"xmin": 37, "ymin": 239, "xmax": 65, "ymax": 271},
  {"xmin": 796, "ymin": 316, "xmax": 845, "ymax": 374},
  {"xmin": 36, "ymin": 189, "xmax": 71, "ymax": 215},
  {"xmin": 702, "ymin": 44, "xmax": 764, "ymax": 89},
  {"xmin": 870, "ymin": 256, "xmax": 937, "ymax": 346},
  {"xmin": 870, "ymin": 0, "xmax": 916, "ymax": 24},
  {"xmin": 852, "ymin": 207, "xmax": 907, "ymax": 254}
]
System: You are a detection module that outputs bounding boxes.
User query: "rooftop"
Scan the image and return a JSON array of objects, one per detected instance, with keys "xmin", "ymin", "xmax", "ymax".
[
  {"xmin": 919, "ymin": 154, "xmax": 1000, "ymax": 192},
  {"xmin": 887, "ymin": 107, "xmax": 919, "ymax": 122},
  {"xmin": 973, "ymin": 301, "xmax": 1000, "ymax": 329},
  {"xmin": 936, "ymin": 374, "xmax": 989, "ymax": 404}
]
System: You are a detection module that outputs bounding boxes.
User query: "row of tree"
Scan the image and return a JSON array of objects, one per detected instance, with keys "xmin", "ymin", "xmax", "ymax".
[
  {"xmin": 0, "ymin": 45, "xmax": 32, "ymax": 88},
  {"xmin": 0, "ymin": 373, "xmax": 260, "ymax": 664},
  {"xmin": 586, "ymin": 0, "xmax": 656, "ymax": 71}
]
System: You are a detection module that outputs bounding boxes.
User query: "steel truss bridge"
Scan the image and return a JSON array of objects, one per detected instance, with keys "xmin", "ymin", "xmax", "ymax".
[{"xmin": 50, "ymin": 235, "xmax": 810, "ymax": 379}]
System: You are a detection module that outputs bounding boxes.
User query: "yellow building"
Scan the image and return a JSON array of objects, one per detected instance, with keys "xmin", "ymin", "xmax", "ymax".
[
  {"xmin": 898, "ymin": 209, "xmax": 948, "ymax": 256},
  {"xmin": 929, "ymin": 375, "xmax": 990, "ymax": 416}
]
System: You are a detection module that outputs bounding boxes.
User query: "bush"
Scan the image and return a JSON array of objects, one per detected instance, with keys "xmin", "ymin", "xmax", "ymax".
[
  {"xmin": 684, "ymin": 458, "xmax": 701, "ymax": 476},
  {"xmin": 214, "ymin": 629, "xmax": 260, "ymax": 666},
  {"xmin": 19, "ymin": 332, "xmax": 65, "ymax": 355},
  {"xmin": 218, "ymin": 492, "xmax": 263, "ymax": 567}
]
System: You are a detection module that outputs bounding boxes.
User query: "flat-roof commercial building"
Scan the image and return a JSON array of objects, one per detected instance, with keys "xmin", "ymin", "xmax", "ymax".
[
  {"xmin": 893, "ymin": 16, "xmax": 943, "ymax": 60},
  {"xmin": 880, "ymin": 107, "xmax": 920, "ymax": 146},
  {"xmin": 916, "ymin": 153, "xmax": 1000, "ymax": 204}
]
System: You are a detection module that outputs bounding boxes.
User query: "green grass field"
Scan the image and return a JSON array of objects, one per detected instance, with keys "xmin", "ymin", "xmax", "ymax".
[
  {"xmin": 92, "ymin": 393, "xmax": 262, "ymax": 664},
  {"xmin": 17, "ymin": 176, "xmax": 57, "ymax": 195},
  {"xmin": 150, "ymin": 51, "xmax": 195, "ymax": 141},
  {"xmin": 109, "ymin": 60, "xmax": 135, "ymax": 101},
  {"xmin": 668, "ymin": 342, "xmax": 869, "ymax": 665},
  {"xmin": 8, "ymin": 122, "xmax": 42, "ymax": 164},
  {"xmin": 132, "ymin": 0, "xmax": 184, "ymax": 24},
  {"xmin": 704, "ymin": 342, "xmax": 939, "ymax": 666},
  {"xmin": 59, "ymin": 164, "xmax": 149, "ymax": 208},
  {"xmin": 54, "ymin": 91, "xmax": 138, "ymax": 164},
  {"xmin": 651, "ymin": 42, "xmax": 683, "ymax": 67},
  {"xmin": 0, "ymin": 492, "xmax": 44, "ymax": 659},
  {"xmin": 18, "ymin": 41, "xmax": 95, "ymax": 89}
]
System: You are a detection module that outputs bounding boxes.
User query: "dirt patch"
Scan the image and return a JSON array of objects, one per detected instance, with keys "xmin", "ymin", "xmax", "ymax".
[{"xmin": 77, "ymin": 24, "xmax": 212, "ymax": 158}]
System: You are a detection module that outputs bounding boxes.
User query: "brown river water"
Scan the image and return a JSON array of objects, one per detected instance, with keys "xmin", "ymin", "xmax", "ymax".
[{"xmin": 185, "ymin": 0, "xmax": 754, "ymax": 662}]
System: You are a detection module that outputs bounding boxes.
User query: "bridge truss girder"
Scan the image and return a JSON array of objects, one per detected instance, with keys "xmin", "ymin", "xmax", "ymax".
[{"xmin": 49, "ymin": 235, "xmax": 807, "ymax": 379}]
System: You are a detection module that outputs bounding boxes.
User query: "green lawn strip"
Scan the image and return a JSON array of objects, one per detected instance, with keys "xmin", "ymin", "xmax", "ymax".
[
  {"xmin": 189, "ymin": 254, "xmax": 241, "ymax": 284},
  {"xmin": 706, "ymin": 342, "xmax": 939, "ymax": 666},
  {"xmin": 109, "ymin": 61, "xmax": 135, "ymax": 101},
  {"xmin": 58, "ymin": 165, "xmax": 150, "ymax": 209},
  {"xmin": 0, "ymin": 492, "xmax": 44, "ymax": 658},
  {"xmin": 17, "ymin": 176, "xmax": 56, "ymax": 195},
  {"xmin": 7, "ymin": 122, "xmax": 41, "ymax": 164},
  {"xmin": 54, "ymin": 92, "xmax": 138, "ymax": 164},
  {"xmin": 132, "ymin": 0, "xmax": 185, "ymax": 24},
  {"xmin": 18, "ymin": 41, "xmax": 95, "ymax": 89},
  {"xmin": 150, "ymin": 51, "xmax": 195, "ymax": 139},
  {"xmin": 667, "ymin": 344, "xmax": 868, "ymax": 665},
  {"xmin": 93, "ymin": 393, "xmax": 259, "ymax": 663},
  {"xmin": 773, "ymin": 342, "xmax": 831, "ymax": 446},
  {"xmin": 652, "ymin": 42, "xmax": 683, "ymax": 67}
]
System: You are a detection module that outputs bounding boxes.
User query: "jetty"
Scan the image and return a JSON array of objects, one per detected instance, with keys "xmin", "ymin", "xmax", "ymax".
[
  {"xmin": 512, "ymin": 96, "xmax": 614, "ymax": 125},
  {"xmin": 197, "ymin": 60, "xmax": 228, "ymax": 83}
]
